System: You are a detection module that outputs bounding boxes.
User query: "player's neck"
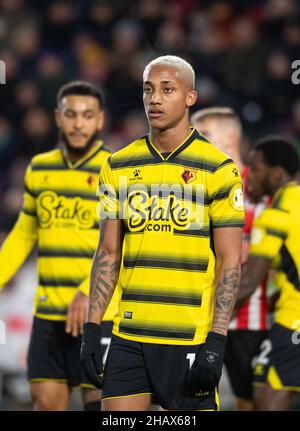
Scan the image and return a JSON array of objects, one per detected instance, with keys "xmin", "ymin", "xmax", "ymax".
[
  {"xmin": 272, "ymin": 175, "xmax": 295, "ymax": 196},
  {"xmin": 149, "ymin": 123, "xmax": 192, "ymax": 154},
  {"xmin": 230, "ymin": 150, "xmax": 244, "ymax": 172}
]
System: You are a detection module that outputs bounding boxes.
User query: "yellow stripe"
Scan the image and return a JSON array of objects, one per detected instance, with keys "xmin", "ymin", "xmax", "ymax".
[
  {"xmin": 102, "ymin": 392, "xmax": 153, "ymax": 401},
  {"xmin": 29, "ymin": 378, "xmax": 68, "ymax": 383},
  {"xmin": 80, "ymin": 383, "xmax": 97, "ymax": 389},
  {"xmin": 268, "ymin": 366, "xmax": 300, "ymax": 391}
]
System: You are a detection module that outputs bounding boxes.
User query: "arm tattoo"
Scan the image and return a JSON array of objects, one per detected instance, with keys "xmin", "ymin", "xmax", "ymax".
[
  {"xmin": 88, "ymin": 246, "xmax": 120, "ymax": 322},
  {"xmin": 212, "ymin": 266, "xmax": 240, "ymax": 335}
]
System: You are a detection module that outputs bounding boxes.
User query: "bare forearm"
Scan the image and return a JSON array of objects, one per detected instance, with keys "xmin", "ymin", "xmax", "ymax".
[
  {"xmin": 235, "ymin": 256, "xmax": 270, "ymax": 310},
  {"xmin": 87, "ymin": 246, "xmax": 121, "ymax": 323},
  {"xmin": 235, "ymin": 274, "xmax": 256, "ymax": 310},
  {"xmin": 212, "ymin": 262, "xmax": 241, "ymax": 336}
]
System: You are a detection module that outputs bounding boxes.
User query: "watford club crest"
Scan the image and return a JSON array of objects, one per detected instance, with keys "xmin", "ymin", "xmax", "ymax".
[
  {"xmin": 87, "ymin": 175, "xmax": 95, "ymax": 186},
  {"xmin": 181, "ymin": 168, "xmax": 197, "ymax": 184}
]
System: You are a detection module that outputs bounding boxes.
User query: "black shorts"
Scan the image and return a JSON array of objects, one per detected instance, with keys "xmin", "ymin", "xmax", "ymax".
[
  {"xmin": 253, "ymin": 323, "xmax": 300, "ymax": 391},
  {"xmin": 102, "ymin": 335, "xmax": 219, "ymax": 411},
  {"xmin": 223, "ymin": 329, "xmax": 268, "ymax": 399},
  {"xmin": 27, "ymin": 317, "xmax": 113, "ymax": 387}
]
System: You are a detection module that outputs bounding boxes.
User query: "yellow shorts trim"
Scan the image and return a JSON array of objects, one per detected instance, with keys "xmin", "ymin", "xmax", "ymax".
[
  {"xmin": 102, "ymin": 392, "xmax": 153, "ymax": 401},
  {"xmin": 29, "ymin": 378, "xmax": 68, "ymax": 383},
  {"xmin": 253, "ymin": 367, "xmax": 300, "ymax": 392},
  {"xmin": 80, "ymin": 383, "xmax": 97, "ymax": 390}
]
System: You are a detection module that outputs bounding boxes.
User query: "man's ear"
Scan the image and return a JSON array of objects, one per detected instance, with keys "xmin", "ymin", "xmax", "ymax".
[
  {"xmin": 186, "ymin": 90, "xmax": 198, "ymax": 108},
  {"xmin": 272, "ymin": 165, "xmax": 285, "ymax": 181},
  {"xmin": 97, "ymin": 111, "xmax": 105, "ymax": 131},
  {"xmin": 54, "ymin": 109, "xmax": 61, "ymax": 128}
]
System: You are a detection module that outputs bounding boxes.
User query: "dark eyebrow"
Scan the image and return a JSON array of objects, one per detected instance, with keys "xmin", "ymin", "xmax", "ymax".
[
  {"xmin": 64, "ymin": 108, "xmax": 96, "ymax": 113},
  {"xmin": 143, "ymin": 80, "xmax": 176, "ymax": 85}
]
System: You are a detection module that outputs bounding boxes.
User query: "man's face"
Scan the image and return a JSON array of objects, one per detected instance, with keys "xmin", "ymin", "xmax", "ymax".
[
  {"xmin": 55, "ymin": 95, "xmax": 104, "ymax": 153},
  {"xmin": 194, "ymin": 117, "xmax": 235, "ymax": 157},
  {"xmin": 143, "ymin": 65, "xmax": 197, "ymax": 131},
  {"xmin": 248, "ymin": 150, "xmax": 271, "ymax": 198}
]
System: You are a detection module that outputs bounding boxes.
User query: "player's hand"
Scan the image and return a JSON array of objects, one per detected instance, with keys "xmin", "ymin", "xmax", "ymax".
[
  {"xmin": 80, "ymin": 322, "xmax": 103, "ymax": 389},
  {"xmin": 185, "ymin": 332, "xmax": 227, "ymax": 395},
  {"xmin": 66, "ymin": 291, "xmax": 88, "ymax": 336}
]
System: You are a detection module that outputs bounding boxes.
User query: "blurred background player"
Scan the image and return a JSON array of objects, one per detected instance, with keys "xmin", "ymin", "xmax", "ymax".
[
  {"xmin": 0, "ymin": 81, "xmax": 118, "ymax": 411},
  {"xmin": 191, "ymin": 107, "xmax": 268, "ymax": 411},
  {"xmin": 236, "ymin": 136, "xmax": 300, "ymax": 410}
]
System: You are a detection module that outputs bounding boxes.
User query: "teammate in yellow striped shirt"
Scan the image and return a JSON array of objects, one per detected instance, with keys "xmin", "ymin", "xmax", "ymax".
[
  {"xmin": 0, "ymin": 81, "xmax": 118, "ymax": 410},
  {"xmin": 236, "ymin": 135, "xmax": 300, "ymax": 410},
  {"xmin": 80, "ymin": 55, "xmax": 244, "ymax": 411}
]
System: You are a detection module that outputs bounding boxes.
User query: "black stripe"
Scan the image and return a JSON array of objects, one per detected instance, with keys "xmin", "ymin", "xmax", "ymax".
[
  {"xmin": 168, "ymin": 128, "xmax": 201, "ymax": 160},
  {"xmin": 24, "ymin": 184, "xmax": 35, "ymax": 197},
  {"xmin": 119, "ymin": 324, "xmax": 195, "ymax": 340},
  {"xmin": 121, "ymin": 291, "xmax": 202, "ymax": 306},
  {"xmin": 39, "ymin": 248, "xmax": 94, "ymax": 258},
  {"xmin": 216, "ymin": 158, "xmax": 234, "ymax": 170},
  {"xmin": 22, "ymin": 208, "xmax": 36, "ymax": 217},
  {"xmin": 266, "ymin": 228, "xmax": 287, "ymax": 240},
  {"xmin": 170, "ymin": 157, "xmax": 219, "ymax": 172},
  {"xmin": 77, "ymin": 166, "xmax": 100, "ymax": 174},
  {"xmin": 273, "ymin": 193, "xmax": 284, "ymax": 210},
  {"xmin": 173, "ymin": 228, "xmax": 210, "ymax": 237},
  {"xmin": 39, "ymin": 277, "xmax": 83, "ymax": 288},
  {"xmin": 279, "ymin": 245, "xmax": 300, "ymax": 291},
  {"xmin": 109, "ymin": 156, "xmax": 156, "ymax": 170},
  {"xmin": 145, "ymin": 135, "xmax": 162, "ymax": 162},
  {"xmin": 36, "ymin": 305, "xmax": 67, "ymax": 315},
  {"xmin": 31, "ymin": 163, "xmax": 65, "ymax": 171},
  {"xmin": 123, "ymin": 257, "xmax": 208, "ymax": 271},
  {"xmin": 75, "ymin": 145, "xmax": 107, "ymax": 169},
  {"xmin": 31, "ymin": 163, "xmax": 101, "ymax": 175},
  {"xmin": 212, "ymin": 222, "xmax": 244, "ymax": 228},
  {"xmin": 211, "ymin": 185, "xmax": 233, "ymax": 201},
  {"xmin": 33, "ymin": 189, "xmax": 98, "ymax": 201}
]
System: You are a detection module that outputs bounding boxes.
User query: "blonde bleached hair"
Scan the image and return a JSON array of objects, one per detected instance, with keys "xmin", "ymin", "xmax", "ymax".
[{"xmin": 143, "ymin": 55, "xmax": 195, "ymax": 90}]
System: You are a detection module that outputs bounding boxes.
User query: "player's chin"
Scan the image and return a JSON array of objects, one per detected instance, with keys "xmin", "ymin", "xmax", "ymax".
[
  {"xmin": 68, "ymin": 138, "xmax": 89, "ymax": 150},
  {"xmin": 148, "ymin": 117, "xmax": 171, "ymax": 131}
]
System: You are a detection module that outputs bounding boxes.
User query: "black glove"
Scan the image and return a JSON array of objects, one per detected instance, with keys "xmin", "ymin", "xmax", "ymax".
[
  {"xmin": 80, "ymin": 322, "xmax": 103, "ymax": 389},
  {"xmin": 185, "ymin": 331, "xmax": 227, "ymax": 395}
]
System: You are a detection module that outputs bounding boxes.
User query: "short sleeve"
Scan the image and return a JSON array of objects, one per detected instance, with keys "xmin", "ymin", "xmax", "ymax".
[
  {"xmin": 250, "ymin": 207, "xmax": 289, "ymax": 260},
  {"xmin": 98, "ymin": 158, "xmax": 119, "ymax": 220},
  {"xmin": 209, "ymin": 160, "xmax": 245, "ymax": 228}
]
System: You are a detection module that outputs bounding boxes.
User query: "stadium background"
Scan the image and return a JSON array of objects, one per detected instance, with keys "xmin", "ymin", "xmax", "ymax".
[{"xmin": 0, "ymin": 0, "xmax": 299, "ymax": 410}]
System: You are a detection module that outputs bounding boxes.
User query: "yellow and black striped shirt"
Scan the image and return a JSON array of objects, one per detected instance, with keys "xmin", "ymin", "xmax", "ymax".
[
  {"xmin": 0, "ymin": 141, "xmax": 118, "ymax": 321},
  {"xmin": 99, "ymin": 128, "xmax": 245, "ymax": 345},
  {"xmin": 250, "ymin": 181, "xmax": 300, "ymax": 330}
]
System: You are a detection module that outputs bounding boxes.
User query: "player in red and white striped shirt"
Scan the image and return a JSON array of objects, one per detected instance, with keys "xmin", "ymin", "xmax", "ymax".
[{"xmin": 191, "ymin": 107, "xmax": 268, "ymax": 411}]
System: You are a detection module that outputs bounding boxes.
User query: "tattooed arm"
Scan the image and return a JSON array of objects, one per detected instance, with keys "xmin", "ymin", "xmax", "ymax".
[
  {"xmin": 88, "ymin": 218, "xmax": 124, "ymax": 324},
  {"xmin": 212, "ymin": 227, "xmax": 243, "ymax": 336}
]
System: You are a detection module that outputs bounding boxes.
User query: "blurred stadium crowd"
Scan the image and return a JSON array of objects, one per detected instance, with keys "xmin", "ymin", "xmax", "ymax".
[
  {"xmin": 0, "ymin": 0, "xmax": 300, "ymax": 230},
  {"xmin": 0, "ymin": 0, "xmax": 299, "ymax": 409}
]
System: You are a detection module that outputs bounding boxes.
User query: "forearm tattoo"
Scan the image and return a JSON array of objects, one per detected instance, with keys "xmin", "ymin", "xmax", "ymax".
[
  {"xmin": 212, "ymin": 266, "xmax": 240, "ymax": 335},
  {"xmin": 88, "ymin": 246, "xmax": 120, "ymax": 322}
]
